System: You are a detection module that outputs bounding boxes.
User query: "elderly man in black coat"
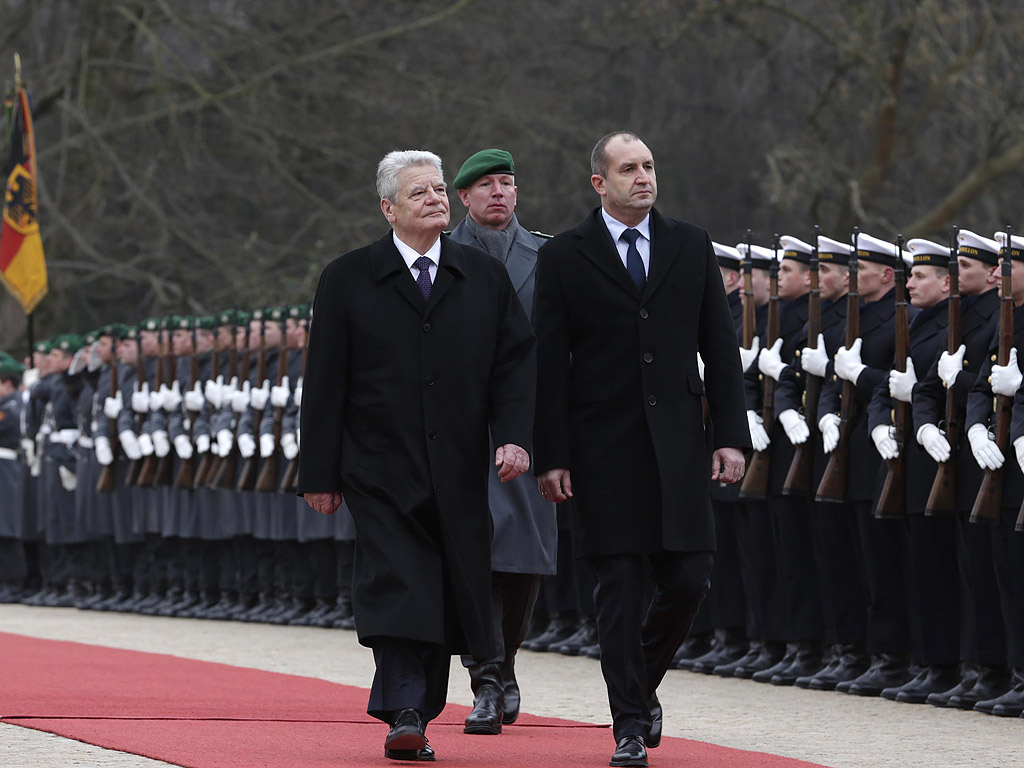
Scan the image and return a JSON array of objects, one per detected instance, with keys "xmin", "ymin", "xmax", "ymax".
[
  {"xmin": 533, "ymin": 132, "xmax": 750, "ymax": 768},
  {"xmin": 298, "ymin": 149, "xmax": 536, "ymax": 762}
]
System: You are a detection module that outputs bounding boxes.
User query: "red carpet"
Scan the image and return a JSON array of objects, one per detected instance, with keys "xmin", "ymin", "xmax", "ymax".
[{"xmin": 0, "ymin": 631, "xmax": 829, "ymax": 767}]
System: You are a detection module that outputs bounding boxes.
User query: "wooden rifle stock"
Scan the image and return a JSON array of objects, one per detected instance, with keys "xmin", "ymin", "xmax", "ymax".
[
  {"xmin": 135, "ymin": 339, "xmax": 164, "ymax": 488},
  {"xmin": 816, "ymin": 232, "xmax": 860, "ymax": 502},
  {"xmin": 926, "ymin": 229, "xmax": 961, "ymax": 516},
  {"xmin": 236, "ymin": 322, "xmax": 267, "ymax": 493},
  {"xmin": 784, "ymin": 226, "xmax": 821, "ymax": 495},
  {"xmin": 96, "ymin": 338, "xmax": 120, "ymax": 493},
  {"xmin": 741, "ymin": 235, "xmax": 780, "ymax": 499},
  {"xmin": 256, "ymin": 335, "xmax": 289, "ymax": 493},
  {"xmin": 972, "ymin": 229, "xmax": 1015, "ymax": 523},
  {"xmin": 876, "ymin": 235, "xmax": 909, "ymax": 519},
  {"xmin": 152, "ymin": 332, "xmax": 175, "ymax": 487},
  {"xmin": 193, "ymin": 346, "xmax": 220, "ymax": 489}
]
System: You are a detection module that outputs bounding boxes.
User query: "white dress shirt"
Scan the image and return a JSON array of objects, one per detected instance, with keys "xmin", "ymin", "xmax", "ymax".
[
  {"xmin": 393, "ymin": 232, "xmax": 440, "ymax": 283},
  {"xmin": 602, "ymin": 209, "xmax": 651, "ymax": 277}
]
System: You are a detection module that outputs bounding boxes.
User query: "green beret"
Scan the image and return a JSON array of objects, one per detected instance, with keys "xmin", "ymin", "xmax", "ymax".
[
  {"xmin": 196, "ymin": 315, "xmax": 216, "ymax": 331},
  {"xmin": 122, "ymin": 325, "xmax": 139, "ymax": 341},
  {"xmin": 54, "ymin": 334, "xmax": 85, "ymax": 354},
  {"xmin": 84, "ymin": 331, "xmax": 98, "ymax": 345},
  {"xmin": 287, "ymin": 304, "xmax": 304, "ymax": 319},
  {"xmin": 266, "ymin": 306, "xmax": 287, "ymax": 323},
  {"xmin": 140, "ymin": 317, "xmax": 161, "ymax": 333},
  {"xmin": 34, "ymin": 340, "xmax": 51, "ymax": 354},
  {"xmin": 251, "ymin": 308, "xmax": 265, "ymax": 322},
  {"xmin": 452, "ymin": 149, "xmax": 515, "ymax": 190},
  {"xmin": 0, "ymin": 356, "xmax": 26, "ymax": 377}
]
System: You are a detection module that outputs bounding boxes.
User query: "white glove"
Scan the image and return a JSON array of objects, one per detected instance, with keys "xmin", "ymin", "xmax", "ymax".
[
  {"xmin": 259, "ymin": 433, "xmax": 275, "ymax": 458},
  {"xmin": 20, "ymin": 438, "xmax": 35, "ymax": 466},
  {"xmin": 87, "ymin": 344, "xmax": 103, "ymax": 372},
  {"xmin": 968, "ymin": 423, "xmax": 1004, "ymax": 471},
  {"xmin": 294, "ymin": 377, "xmax": 303, "ymax": 407},
  {"xmin": 281, "ymin": 432, "xmax": 298, "ymax": 460},
  {"xmin": 94, "ymin": 436, "xmax": 114, "ymax": 466},
  {"xmin": 238, "ymin": 432, "xmax": 256, "ymax": 459},
  {"xmin": 801, "ymin": 333, "xmax": 829, "ymax": 377},
  {"xmin": 152, "ymin": 430, "xmax": 170, "ymax": 458},
  {"xmin": 68, "ymin": 348, "xmax": 88, "ymax": 375},
  {"xmin": 173, "ymin": 434, "xmax": 193, "ymax": 460},
  {"xmin": 916, "ymin": 423, "xmax": 950, "ymax": 463},
  {"xmin": 991, "ymin": 347, "xmax": 1023, "ymax": 397},
  {"xmin": 103, "ymin": 390, "xmax": 124, "ymax": 419},
  {"xmin": 58, "ymin": 465, "xmax": 78, "ymax": 492},
  {"xmin": 249, "ymin": 380, "xmax": 270, "ymax": 411},
  {"xmin": 132, "ymin": 383, "xmax": 150, "ymax": 414},
  {"xmin": 137, "ymin": 432, "xmax": 155, "ymax": 457},
  {"xmin": 196, "ymin": 434, "xmax": 211, "ymax": 454},
  {"xmin": 231, "ymin": 381, "xmax": 251, "ymax": 414},
  {"xmin": 758, "ymin": 338, "xmax": 786, "ymax": 381},
  {"xmin": 162, "ymin": 381, "xmax": 182, "ymax": 413},
  {"xmin": 778, "ymin": 409, "xmax": 809, "ymax": 445},
  {"xmin": 119, "ymin": 430, "xmax": 142, "ymax": 461},
  {"xmin": 216, "ymin": 429, "xmax": 234, "ymax": 457},
  {"xmin": 835, "ymin": 338, "xmax": 867, "ymax": 384},
  {"xmin": 1015, "ymin": 436, "xmax": 1024, "ymax": 475},
  {"xmin": 205, "ymin": 376, "xmax": 225, "ymax": 410},
  {"xmin": 938, "ymin": 344, "xmax": 965, "ymax": 388},
  {"xmin": 184, "ymin": 381, "xmax": 204, "ymax": 412},
  {"xmin": 819, "ymin": 413, "xmax": 841, "ymax": 454},
  {"xmin": 871, "ymin": 424, "xmax": 900, "ymax": 460},
  {"xmin": 696, "ymin": 353, "xmax": 705, "ymax": 383},
  {"xmin": 739, "ymin": 336, "xmax": 760, "ymax": 374},
  {"xmin": 746, "ymin": 410, "xmax": 770, "ymax": 452},
  {"xmin": 148, "ymin": 385, "xmax": 164, "ymax": 412},
  {"xmin": 22, "ymin": 368, "xmax": 39, "ymax": 389},
  {"xmin": 270, "ymin": 376, "xmax": 290, "ymax": 408},
  {"xmin": 888, "ymin": 357, "xmax": 917, "ymax": 403}
]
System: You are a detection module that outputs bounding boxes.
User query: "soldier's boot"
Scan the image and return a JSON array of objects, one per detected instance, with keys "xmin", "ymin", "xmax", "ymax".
[
  {"xmin": 147, "ymin": 586, "xmax": 182, "ymax": 616},
  {"xmin": 771, "ymin": 642, "xmax": 824, "ymax": 686},
  {"xmin": 464, "ymin": 663, "xmax": 504, "ymax": 735},
  {"xmin": 671, "ymin": 631, "xmax": 715, "ymax": 670},
  {"xmin": 256, "ymin": 594, "xmax": 292, "ymax": 624},
  {"xmin": 691, "ymin": 628, "xmax": 749, "ymax": 674},
  {"xmin": 943, "ymin": 666, "xmax": 1012, "ymax": 710},
  {"xmin": 327, "ymin": 595, "xmax": 356, "ymax": 629},
  {"xmin": 885, "ymin": 663, "xmax": 961, "ymax": 703},
  {"xmin": 227, "ymin": 592, "xmax": 259, "ymax": 621},
  {"xmin": 500, "ymin": 654, "xmax": 521, "ymax": 725},
  {"xmin": 521, "ymin": 614, "xmax": 578, "ymax": 653},
  {"xmin": 842, "ymin": 654, "xmax": 912, "ymax": 696},
  {"xmin": 292, "ymin": 597, "xmax": 333, "ymax": 626},
  {"xmin": 202, "ymin": 591, "xmax": 238, "ymax": 621},
  {"xmin": 549, "ymin": 615, "xmax": 598, "ymax": 656},
  {"xmin": 166, "ymin": 590, "xmax": 200, "ymax": 617},
  {"xmin": 179, "ymin": 591, "xmax": 219, "ymax": 619},
  {"xmin": 804, "ymin": 644, "xmax": 870, "ymax": 690},
  {"xmin": 974, "ymin": 670, "xmax": 1024, "ymax": 716},
  {"xmin": 239, "ymin": 592, "xmax": 276, "ymax": 622},
  {"xmin": 273, "ymin": 597, "xmax": 312, "ymax": 625}
]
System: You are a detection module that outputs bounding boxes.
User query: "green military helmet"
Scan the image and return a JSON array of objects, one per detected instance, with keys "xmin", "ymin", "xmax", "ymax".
[{"xmin": 0, "ymin": 355, "xmax": 26, "ymax": 377}]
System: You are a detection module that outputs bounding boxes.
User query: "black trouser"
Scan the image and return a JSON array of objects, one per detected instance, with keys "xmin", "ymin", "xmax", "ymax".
[
  {"xmin": 956, "ymin": 512, "xmax": 1006, "ymax": 666},
  {"xmin": 0, "ymin": 537, "xmax": 27, "ymax": 583},
  {"xmin": 771, "ymin": 495, "xmax": 823, "ymax": 643},
  {"xmin": 812, "ymin": 500, "xmax": 866, "ymax": 647},
  {"xmin": 991, "ymin": 507, "xmax": 1024, "ymax": 669},
  {"xmin": 462, "ymin": 572, "xmax": 541, "ymax": 667},
  {"xmin": 906, "ymin": 514, "xmax": 960, "ymax": 666},
  {"xmin": 735, "ymin": 500, "xmax": 778, "ymax": 642},
  {"xmin": 336, "ymin": 540, "xmax": 355, "ymax": 600},
  {"xmin": 304, "ymin": 540, "xmax": 336, "ymax": 601},
  {"xmin": 587, "ymin": 550, "xmax": 713, "ymax": 741},
  {"xmin": 368, "ymin": 637, "xmax": 451, "ymax": 725},
  {"xmin": 706, "ymin": 499, "xmax": 747, "ymax": 631},
  {"xmin": 854, "ymin": 500, "xmax": 910, "ymax": 655}
]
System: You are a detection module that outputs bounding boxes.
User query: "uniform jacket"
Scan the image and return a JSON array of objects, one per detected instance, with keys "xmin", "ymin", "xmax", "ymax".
[{"xmin": 533, "ymin": 207, "xmax": 750, "ymax": 556}]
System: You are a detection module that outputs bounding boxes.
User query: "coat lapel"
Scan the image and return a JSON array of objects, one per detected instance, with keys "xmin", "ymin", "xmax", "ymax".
[
  {"xmin": 370, "ymin": 232, "xmax": 436, "ymax": 315},
  {"xmin": 424, "ymin": 235, "xmax": 466, "ymax": 317},
  {"xmin": 643, "ymin": 209, "xmax": 682, "ymax": 301},
  {"xmin": 505, "ymin": 229, "xmax": 538, "ymax": 294},
  {"xmin": 576, "ymin": 209, "xmax": 640, "ymax": 299}
]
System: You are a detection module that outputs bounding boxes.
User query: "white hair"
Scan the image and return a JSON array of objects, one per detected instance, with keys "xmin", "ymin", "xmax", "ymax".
[{"xmin": 376, "ymin": 150, "xmax": 444, "ymax": 202}]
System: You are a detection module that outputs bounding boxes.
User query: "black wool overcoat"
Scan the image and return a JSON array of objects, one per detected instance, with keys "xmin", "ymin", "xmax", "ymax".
[
  {"xmin": 297, "ymin": 232, "xmax": 536, "ymax": 661},
  {"xmin": 533, "ymin": 207, "xmax": 751, "ymax": 556}
]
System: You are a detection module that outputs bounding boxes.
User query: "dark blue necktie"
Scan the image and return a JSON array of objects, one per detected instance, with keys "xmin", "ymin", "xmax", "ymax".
[
  {"xmin": 622, "ymin": 229, "xmax": 646, "ymax": 291},
  {"xmin": 414, "ymin": 256, "xmax": 433, "ymax": 300}
]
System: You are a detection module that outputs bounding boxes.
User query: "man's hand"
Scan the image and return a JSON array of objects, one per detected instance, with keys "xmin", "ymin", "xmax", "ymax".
[
  {"xmin": 495, "ymin": 443, "xmax": 530, "ymax": 482},
  {"xmin": 538, "ymin": 468, "xmax": 573, "ymax": 503},
  {"xmin": 711, "ymin": 447, "xmax": 745, "ymax": 484},
  {"xmin": 304, "ymin": 491, "xmax": 342, "ymax": 516}
]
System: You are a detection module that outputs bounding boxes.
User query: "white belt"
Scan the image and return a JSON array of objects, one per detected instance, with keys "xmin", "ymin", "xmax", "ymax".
[
  {"xmin": 0, "ymin": 447, "xmax": 17, "ymax": 461},
  {"xmin": 50, "ymin": 429, "xmax": 81, "ymax": 446}
]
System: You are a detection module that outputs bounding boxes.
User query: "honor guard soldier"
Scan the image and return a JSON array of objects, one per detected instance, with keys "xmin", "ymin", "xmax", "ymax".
[{"xmin": 0, "ymin": 356, "xmax": 27, "ymax": 600}]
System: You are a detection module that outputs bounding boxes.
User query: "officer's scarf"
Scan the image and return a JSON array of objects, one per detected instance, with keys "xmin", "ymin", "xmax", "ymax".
[{"xmin": 464, "ymin": 213, "xmax": 518, "ymax": 263}]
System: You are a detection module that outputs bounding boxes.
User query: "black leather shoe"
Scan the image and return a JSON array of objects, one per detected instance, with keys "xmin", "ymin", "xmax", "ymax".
[
  {"xmin": 501, "ymin": 655, "xmax": 521, "ymax": 725},
  {"xmin": 291, "ymin": 597, "xmax": 333, "ymax": 626},
  {"xmin": 886, "ymin": 664, "xmax": 960, "ymax": 703},
  {"xmin": 549, "ymin": 617, "xmax": 598, "ymax": 656},
  {"xmin": 808, "ymin": 646, "xmax": 870, "ymax": 691},
  {"xmin": 609, "ymin": 735, "xmax": 648, "ymax": 767},
  {"xmin": 646, "ymin": 693, "xmax": 661, "ymax": 749},
  {"xmin": 385, "ymin": 742, "xmax": 434, "ymax": 761},
  {"xmin": 464, "ymin": 663, "xmax": 504, "ymax": 734},
  {"xmin": 975, "ymin": 671, "xmax": 1024, "ymax": 716},
  {"xmin": 752, "ymin": 644, "xmax": 798, "ymax": 683},
  {"xmin": 521, "ymin": 615, "xmax": 578, "ymax": 653},
  {"xmin": 671, "ymin": 633, "xmax": 714, "ymax": 670},
  {"xmin": 844, "ymin": 654, "xmax": 912, "ymax": 696},
  {"xmin": 579, "ymin": 642, "xmax": 602, "ymax": 659},
  {"xmin": 386, "ymin": 708, "xmax": 427, "ymax": 753},
  {"xmin": 713, "ymin": 642, "xmax": 758, "ymax": 678},
  {"xmin": 771, "ymin": 643, "xmax": 823, "ymax": 686},
  {"xmin": 946, "ymin": 666, "xmax": 1012, "ymax": 710}
]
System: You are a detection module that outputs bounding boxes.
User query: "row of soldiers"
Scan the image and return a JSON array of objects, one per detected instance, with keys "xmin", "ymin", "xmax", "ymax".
[{"xmin": 0, "ymin": 306, "xmax": 361, "ymax": 629}]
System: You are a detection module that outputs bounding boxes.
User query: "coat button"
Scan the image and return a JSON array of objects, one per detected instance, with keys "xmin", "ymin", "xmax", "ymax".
[
  {"xmin": 643, "ymin": 353, "xmax": 653, "ymax": 363},
  {"xmin": 429, "ymin": 430, "xmax": 437, "ymax": 440},
  {"xmin": 648, "ymin": 395, "xmax": 657, "ymax": 406},
  {"xmin": 423, "ymin": 322, "xmax": 432, "ymax": 332},
  {"xmin": 425, "ymin": 376, "xmax": 435, "ymax": 386},
  {"xmin": 639, "ymin": 308, "xmax": 649, "ymax": 319}
]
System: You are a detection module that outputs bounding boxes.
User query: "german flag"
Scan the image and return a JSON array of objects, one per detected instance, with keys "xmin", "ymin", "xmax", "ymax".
[{"xmin": 1, "ymin": 87, "xmax": 47, "ymax": 315}]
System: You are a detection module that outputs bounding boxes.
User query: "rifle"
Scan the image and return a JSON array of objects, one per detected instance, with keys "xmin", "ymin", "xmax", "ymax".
[
  {"xmin": 816, "ymin": 228, "xmax": 861, "ymax": 502},
  {"xmin": 125, "ymin": 330, "xmax": 147, "ymax": 486},
  {"xmin": 278, "ymin": 317, "xmax": 307, "ymax": 494},
  {"xmin": 236, "ymin": 313, "xmax": 267, "ymax": 492},
  {"xmin": 783, "ymin": 225, "xmax": 821, "ymax": 495},
  {"xmin": 740, "ymin": 234, "xmax": 780, "ymax": 499},
  {"xmin": 256, "ymin": 315, "xmax": 288, "ymax": 493},
  {"xmin": 972, "ymin": 227, "xmax": 1014, "ymax": 523},
  {"xmin": 135, "ymin": 324, "xmax": 165, "ymax": 488},
  {"xmin": 152, "ymin": 324, "xmax": 175, "ymax": 487},
  {"xmin": 212, "ymin": 320, "xmax": 250, "ymax": 489},
  {"xmin": 175, "ymin": 320, "xmax": 199, "ymax": 488},
  {"xmin": 926, "ymin": 227, "xmax": 961, "ymax": 516},
  {"xmin": 96, "ymin": 329, "xmax": 120, "ymax": 492},
  {"xmin": 876, "ymin": 235, "xmax": 909, "ymax": 518}
]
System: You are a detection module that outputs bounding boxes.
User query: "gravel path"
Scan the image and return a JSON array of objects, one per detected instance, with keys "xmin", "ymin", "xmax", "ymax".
[{"xmin": 1, "ymin": 604, "xmax": 1020, "ymax": 768}]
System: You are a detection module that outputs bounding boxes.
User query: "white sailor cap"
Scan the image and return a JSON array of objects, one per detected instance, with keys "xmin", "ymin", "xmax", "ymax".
[
  {"xmin": 735, "ymin": 242, "xmax": 778, "ymax": 269},
  {"xmin": 956, "ymin": 230, "xmax": 999, "ymax": 265},
  {"xmin": 994, "ymin": 231, "xmax": 1024, "ymax": 261},
  {"xmin": 779, "ymin": 235, "xmax": 813, "ymax": 264},
  {"xmin": 907, "ymin": 238, "xmax": 950, "ymax": 268},
  {"xmin": 856, "ymin": 231, "xmax": 913, "ymax": 266},
  {"xmin": 713, "ymin": 242, "xmax": 742, "ymax": 270},
  {"xmin": 816, "ymin": 235, "xmax": 852, "ymax": 264}
]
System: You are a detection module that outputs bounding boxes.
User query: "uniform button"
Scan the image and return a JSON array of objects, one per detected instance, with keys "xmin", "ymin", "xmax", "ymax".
[
  {"xmin": 992, "ymin": 354, "xmax": 997, "ymax": 362},
  {"xmin": 794, "ymin": 349, "xmax": 801, "ymax": 357},
  {"xmin": 423, "ymin": 323, "xmax": 432, "ymax": 332},
  {"xmin": 796, "ymin": 372, "xmax": 802, "ymax": 378},
  {"xmin": 639, "ymin": 308, "xmax": 649, "ymax": 319},
  {"xmin": 435, "ymin": 485, "xmax": 440, "ymax": 494},
  {"xmin": 643, "ymin": 353, "xmax": 653, "ymax": 363},
  {"xmin": 648, "ymin": 395, "xmax": 657, "ymax": 406},
  {"xmin": 425, "ymin": 376, "xmax": 435, "ymax": 386},
  {"xmin": 429, "ymin": 430, "xmax": 437, "ymax": 440}
]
